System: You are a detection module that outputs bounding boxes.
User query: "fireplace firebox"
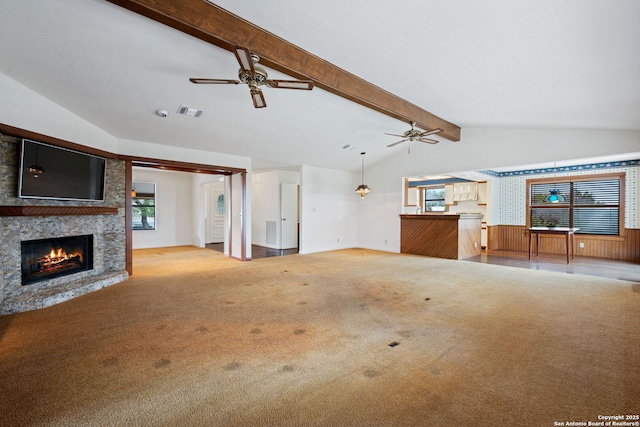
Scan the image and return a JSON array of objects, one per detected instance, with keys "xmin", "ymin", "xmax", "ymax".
[{"xmin": 21, "ymin": 235, "xmax": 93, "ymax": 285}]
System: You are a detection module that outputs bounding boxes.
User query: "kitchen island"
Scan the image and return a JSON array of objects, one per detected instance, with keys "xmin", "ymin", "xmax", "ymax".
[{"xmin": 399, "ymin": 213, "xmax": 483, "ymax": 260}]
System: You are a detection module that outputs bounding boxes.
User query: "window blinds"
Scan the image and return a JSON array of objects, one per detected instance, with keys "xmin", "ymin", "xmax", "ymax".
[{"xmin": 529, "ymin": 178, "xmax": 620, "ymax": 235}]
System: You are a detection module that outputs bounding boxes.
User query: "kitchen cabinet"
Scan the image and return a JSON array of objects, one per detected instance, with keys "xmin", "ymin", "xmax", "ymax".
[
  {"xmin": 477, "ymin": 181, "xmax": 487, "ymax": 205},
  {"xmin": 452, "ymin": 182, "xmax": 478, "ymax": 201},
  {"xmin": 444, "ymin": 185, "xmax": 454, "ymax": 205}
]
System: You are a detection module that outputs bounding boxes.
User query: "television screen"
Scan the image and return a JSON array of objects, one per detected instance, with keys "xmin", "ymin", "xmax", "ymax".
[{"xmin": 18, "ymin": 139, "xmax": 106, "ymax": 201}]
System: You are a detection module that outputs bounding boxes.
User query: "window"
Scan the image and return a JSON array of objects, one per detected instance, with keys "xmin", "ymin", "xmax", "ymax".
[
  {"xmin": 132, "ymin": 181, "xmax": 156, "ymax": 230},
  {"xmin": 423, "ymin": 186, "xmax": 445, "ymax": 212},
  {"xmin": 528, "ymin": 173, "xmax": 624, "ymax": 236},
  {"xmin": 216, "ymin": 193, "xmax": 225, "ymax": 215}
]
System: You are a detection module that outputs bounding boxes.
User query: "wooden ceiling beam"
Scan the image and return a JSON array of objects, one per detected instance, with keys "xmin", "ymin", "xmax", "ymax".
[{"xmin": 106, "ymin": 0, "xmax": 461, "ymax": 141}]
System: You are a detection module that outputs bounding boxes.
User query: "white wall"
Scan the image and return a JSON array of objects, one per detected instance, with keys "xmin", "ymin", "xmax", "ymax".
[
  {"xmin": 252, "ymin": 171, "xmax": 281, "ymax": 248},
  {"xmin": 356, "ymin": 178, "xmax": 405, "ymax": 253},
  {"xmin": 299, "ymin": 166, "xmax": 359, "ymax": 254},
  {"xmin": 132, "ymin": 168, "xmax": 193, "ymax": 249},
  {"xmin": 251, "ymin": 170, "xmax": 300, "ymax": 248}
]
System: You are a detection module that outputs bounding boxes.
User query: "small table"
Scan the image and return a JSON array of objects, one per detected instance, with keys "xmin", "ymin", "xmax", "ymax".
[{"xmin": 526, "ymin": 227, "xmax": 579, "ymax": 264}]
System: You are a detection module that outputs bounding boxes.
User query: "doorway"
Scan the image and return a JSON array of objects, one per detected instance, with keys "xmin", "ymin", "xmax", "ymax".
[
  {"xmin": 124, "ymin": 157, "xmax": 248, "ymax": 275},
  {"xmin": 204, "ymin": 180, "xmax": 226, "ymax": 245},
  {"xmin": 280, "ymin": 182, "xmax": 299, "ymax": 250}
]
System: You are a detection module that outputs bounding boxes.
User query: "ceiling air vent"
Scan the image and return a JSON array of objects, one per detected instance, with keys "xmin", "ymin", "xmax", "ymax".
[{"xmin": 177, "ymin": 105, "xmax": 203, "ymax": 117}]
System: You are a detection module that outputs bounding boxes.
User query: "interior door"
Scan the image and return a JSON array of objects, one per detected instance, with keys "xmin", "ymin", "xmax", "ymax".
[
  {"xmin": 205, "ymin": 181, "xmax": 225, "ymax": 244},
  {"xmin": 280, "ymin": 182, "xmax": 298, "ymax": 249}
]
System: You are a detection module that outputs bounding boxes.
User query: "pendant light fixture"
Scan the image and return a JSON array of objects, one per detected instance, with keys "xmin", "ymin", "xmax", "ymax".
[
  {"xmin": 544, "ymin": 162, "xmax": 567, "ymax": 203},
  {"xmin": 355, "ymin": 152, "xmax": 371, "ymax": 198}
]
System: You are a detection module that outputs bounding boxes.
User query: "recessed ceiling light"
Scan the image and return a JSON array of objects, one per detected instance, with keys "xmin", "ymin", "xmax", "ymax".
[{"xmin": 342, "ymin": 144, "xmax": 356, "ymax": 150}]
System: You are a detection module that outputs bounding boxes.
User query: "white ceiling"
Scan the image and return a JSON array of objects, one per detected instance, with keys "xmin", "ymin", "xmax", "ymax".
[{"xmin": 1, "ymin": 0, "xmax": 639, "ymax": 173}]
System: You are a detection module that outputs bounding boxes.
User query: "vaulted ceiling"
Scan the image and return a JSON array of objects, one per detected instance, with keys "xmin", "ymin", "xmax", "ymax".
[{"xmin": 1, "ymin": 0, "xmax": 638, "ymax": 172}]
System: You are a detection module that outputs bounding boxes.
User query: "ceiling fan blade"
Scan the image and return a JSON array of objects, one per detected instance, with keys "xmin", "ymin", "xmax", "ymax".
[
  {"xmin": 384, "ymin": 133, "xmax": 406, "ymax": 138},
  {"xmin": 387, "ymin": 139, "xmax": 408, "ymax": 147},
  {"xmin": 418, "ymin": 138, "xmax": 439, "ymax": 144},
  {"xmin": 419, "ymin": 128, "xmax": 442, "ymax": 137},
  {"xmin": 267, "ymin": 79, "xmax": 314, "ymax": 90},
  {"xmin": 189, "ymin": 78, "xmax": 240, "ymax": 84},
  {"xmin": 250, "ymin": 87, "xmax": 267, "ymax": 108},
  {"xmin": 234, "ymin": 46, "xmax": 255, "ymax": 72}
]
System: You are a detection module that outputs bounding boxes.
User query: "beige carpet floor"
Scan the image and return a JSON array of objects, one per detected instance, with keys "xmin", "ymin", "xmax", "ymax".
[{"xmin": 1, "ymin": 247, "xmax": 638, "ymax": 426}]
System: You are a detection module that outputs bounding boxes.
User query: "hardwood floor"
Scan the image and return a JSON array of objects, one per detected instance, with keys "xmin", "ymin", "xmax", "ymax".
[
  {"xmin": 205, "ymin": 243, "xmax": 639, "ymax": 282},
  {"xmin": 205, "ymin": 243, "xmax": 298, "ymax": 259},
  {"xmin": 465, "ymin": 249, "xmax": 640, "ymax": 283},
  {"xmin": 250, "ymin": 245, "xmax": 299, "ymax": 258}
]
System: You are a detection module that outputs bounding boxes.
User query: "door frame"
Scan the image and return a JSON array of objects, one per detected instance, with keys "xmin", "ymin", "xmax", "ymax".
[
  {"xmin": 204, "ymin": 180, "xmax": 226, "ymax": 245},
  {"xmin": 121, "ymin": 155, "xmax": 248, "ymax": 275}
]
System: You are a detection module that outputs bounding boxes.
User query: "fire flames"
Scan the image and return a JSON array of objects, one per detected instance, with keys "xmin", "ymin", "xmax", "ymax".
[{"xmin": 38, "ymin": 247, "xmax": 83, "ymax": 271}]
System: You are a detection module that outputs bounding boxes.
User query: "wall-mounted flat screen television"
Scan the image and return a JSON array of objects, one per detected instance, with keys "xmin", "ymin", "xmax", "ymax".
[{"xmin": 18, "ymin": 139, "xmax": 106, "ymax": 201}]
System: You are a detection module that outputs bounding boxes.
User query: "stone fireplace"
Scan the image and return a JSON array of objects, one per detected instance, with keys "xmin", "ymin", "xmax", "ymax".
[
  {"xmin": 21, "ymin": 234, "xmax": 94, "ymax": 286},
  {"xmin": 1, "ymin": 132, "xmax": 128, "ymax": 314}
]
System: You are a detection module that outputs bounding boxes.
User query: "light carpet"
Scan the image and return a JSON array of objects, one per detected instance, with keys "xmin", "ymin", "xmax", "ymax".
[{"xmin": 1, "ymin": 247, "xmax": 638, "ymax": 426}]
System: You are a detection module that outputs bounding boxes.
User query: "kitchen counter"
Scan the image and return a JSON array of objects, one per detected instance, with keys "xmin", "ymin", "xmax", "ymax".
[{"xmin": 399, "ymin": 213, "xmax": 483, "ymax": 260}]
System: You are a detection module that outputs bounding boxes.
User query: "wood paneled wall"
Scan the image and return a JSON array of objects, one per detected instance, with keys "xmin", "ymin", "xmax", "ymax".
[{"xmin": 488, "ymin": 225, "xmax": 640, "ymax": 261}]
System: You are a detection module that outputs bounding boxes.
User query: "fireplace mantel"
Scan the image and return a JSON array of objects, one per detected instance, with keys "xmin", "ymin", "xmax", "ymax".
[{"xmin": 0, "ymin": 206, "xmax": 118, "ymax": 217}]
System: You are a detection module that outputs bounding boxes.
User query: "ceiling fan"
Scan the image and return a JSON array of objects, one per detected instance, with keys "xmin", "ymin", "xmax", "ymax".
[
  {"xmin": 189, "ymin": 46, "xmax": 314, "ymax": 108},
  {"xmin": 385, "ymin": 121, "xmax": 442, "ymax": 151}
]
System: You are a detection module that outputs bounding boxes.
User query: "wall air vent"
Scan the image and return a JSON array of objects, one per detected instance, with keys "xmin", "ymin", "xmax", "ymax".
[
  {"xmin": 266, "ymin": 220, "xmax": 277, "ymax": 245},
  {"xmin": 177, "ymin": 105, "xmax": 203, "ymax": 117}
]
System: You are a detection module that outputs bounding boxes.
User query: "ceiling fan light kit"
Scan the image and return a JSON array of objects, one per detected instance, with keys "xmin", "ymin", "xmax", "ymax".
[
  {"xmin": 190, "ymin": 46, "xmax": 314, "ymax": 108},
  {"xmin": 250, "ymin": 87, "xmax": 266, "ymax": 109}
]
